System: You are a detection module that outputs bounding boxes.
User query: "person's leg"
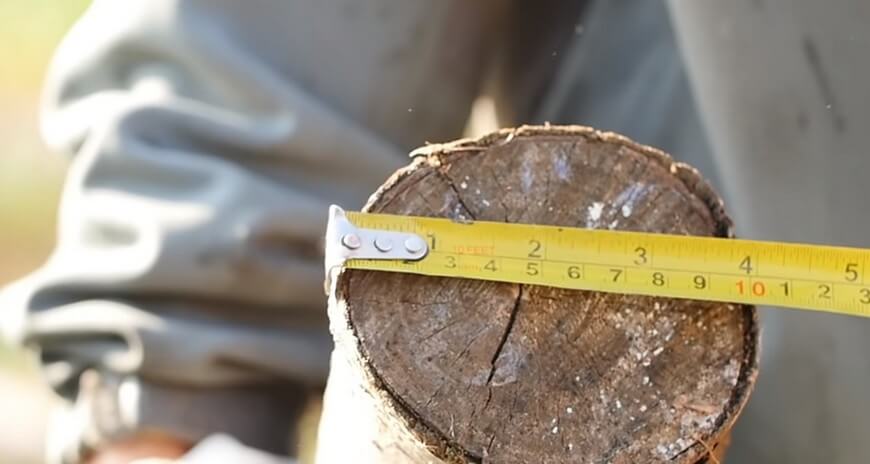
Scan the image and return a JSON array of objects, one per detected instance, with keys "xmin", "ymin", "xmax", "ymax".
[{"xmin": 668, "ymin": 1, "xmax": 870, "ymax": 462}]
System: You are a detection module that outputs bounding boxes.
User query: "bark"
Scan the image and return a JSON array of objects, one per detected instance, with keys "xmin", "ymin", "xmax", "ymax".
[{"xmin": 317, "ymin": 125, "xmax": 759, "ymax": 464}]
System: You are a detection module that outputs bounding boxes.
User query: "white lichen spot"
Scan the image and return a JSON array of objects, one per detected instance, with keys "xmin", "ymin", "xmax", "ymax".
[
  {"xmin": 639, "ymin": 405, "xmax": 648, "ymax": 412},
  {"xmin": 723, "ymin": 359, "xmax": 741, "ymax": 386},
  {"xmin": 653, "ymin": 347, "xmax": 664, "ymax": 356},
  {"xmin": 566, "ymin": 406, "xmax": 574, "ymax": 414},
  {"xmin": 551, "ymin": 426, "xmax": 559, "ymax": 434},
  {"xmin": 675, "ymin": 438, "xmax": 690, "ymax": 451},
  {"xmin": 614, "ymin": 183, "xmax": 652, "ymax": 218},
  {"xmin": 485, "ymin": 341, "xmax": 526, "ymax": 386},
  {"xmin": 451, "ymin": 205, "xmax": 471, "ymax": 223},
  {"xmin": 681, "ymin": 412, "xmax": 718, "ymax": 431},
  {"xmin": 520, "ymin": 155, "xmax": 535, "ymax": 191},
  {"xmin": 460, "ymin": 181, "xmax": 468, "ymax": 189},
  {"xmin": 615, "ymin": 399, "xmax": 622, "ymax": 409},
  {"xmin": 482, "ymin": 199, "xmax": 491, "ymax": 207},
  {"xmin": 567, "ymin": 443, "xmax": 574, "ymax": 451},
  {"xmin": 587, "ymin": 202, "xmax": 605, "ymax": 224},
  {"xmin": 553, "ymin": 154, "xmax": 572, "ymax": 181},
  {"xmin": 642, "ymin": 376, "xmax": 650, "ymax": 385}
]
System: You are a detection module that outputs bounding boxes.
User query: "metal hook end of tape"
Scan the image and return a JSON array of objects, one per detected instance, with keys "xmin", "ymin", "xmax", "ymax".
[{"xmin": 323, "ymin": 205, "xmax": 429, "ymax": 294}]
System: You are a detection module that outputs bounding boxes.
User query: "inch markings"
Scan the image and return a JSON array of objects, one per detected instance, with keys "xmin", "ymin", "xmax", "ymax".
[{"xmin": 345, "ymin": 212, "xmax": 870, "ymax": 319}]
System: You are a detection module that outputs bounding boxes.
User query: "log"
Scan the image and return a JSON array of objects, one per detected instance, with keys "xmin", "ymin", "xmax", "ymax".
[{"xmin": 317, "ymin": 125, "xmax": 759, "ymax": 464}]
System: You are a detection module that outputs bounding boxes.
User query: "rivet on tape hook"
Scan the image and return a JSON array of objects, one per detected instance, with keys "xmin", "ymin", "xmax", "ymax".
[{"xmin": 324, "ymin": 205, "xmax": 429, "ymax": 293}]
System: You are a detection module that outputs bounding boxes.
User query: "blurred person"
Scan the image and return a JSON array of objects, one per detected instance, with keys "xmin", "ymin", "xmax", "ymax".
[{"xmin": 2, "ymin": 0, "xmax": 870, "ymax": 463}]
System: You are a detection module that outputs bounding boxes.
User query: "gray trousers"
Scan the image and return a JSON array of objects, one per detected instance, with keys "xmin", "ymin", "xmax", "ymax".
[
  {"xmin": 671, "ymin": 1, "xmax": 870, "ymax": 462},
  {"xmin": 2, "ymin": 0, "xmax": 868, "ymax": 462}
]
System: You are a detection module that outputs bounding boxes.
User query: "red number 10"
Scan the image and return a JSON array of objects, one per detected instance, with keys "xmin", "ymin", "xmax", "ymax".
[{"xmin": 736, "ymin": 280, "xmax": 766, "ymax": 296}]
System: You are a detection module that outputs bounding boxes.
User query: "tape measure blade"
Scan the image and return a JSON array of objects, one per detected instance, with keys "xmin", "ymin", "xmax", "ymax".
[{"xmin": 343, "ymin": 212, "xmax": 870, "ymax": 319}]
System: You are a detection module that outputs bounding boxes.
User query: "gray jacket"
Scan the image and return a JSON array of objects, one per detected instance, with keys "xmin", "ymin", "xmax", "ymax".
[{"xmin": 0, "ymin": 0, "xmax": 573, "ymax": 461}]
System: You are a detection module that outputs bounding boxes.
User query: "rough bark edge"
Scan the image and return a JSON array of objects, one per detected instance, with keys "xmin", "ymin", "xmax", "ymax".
[{"xmin": 333, "ymin": 125, "xmax": 761, "ymax": 463}]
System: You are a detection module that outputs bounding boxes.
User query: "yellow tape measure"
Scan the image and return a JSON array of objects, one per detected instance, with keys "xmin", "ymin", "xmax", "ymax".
[{"xmin": 344, "ymin": 211, "xmax": 870, "ymax": 318}]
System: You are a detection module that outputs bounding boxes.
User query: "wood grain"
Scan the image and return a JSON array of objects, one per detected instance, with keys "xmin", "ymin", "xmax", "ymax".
[{"xmin": 320, "ymin": 126, "xmax": 759, "ymax": 464}]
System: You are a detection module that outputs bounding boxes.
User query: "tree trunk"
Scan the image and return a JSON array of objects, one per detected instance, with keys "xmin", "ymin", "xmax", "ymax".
[{"xmin": 317, "ymin": 125, "xmax": 759, "ymax": 464}]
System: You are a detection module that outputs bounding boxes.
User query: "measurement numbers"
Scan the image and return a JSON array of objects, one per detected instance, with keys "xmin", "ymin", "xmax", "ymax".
[{"xmin": 345, "ymin": 211, "xmax": 870, "ymax": 318}]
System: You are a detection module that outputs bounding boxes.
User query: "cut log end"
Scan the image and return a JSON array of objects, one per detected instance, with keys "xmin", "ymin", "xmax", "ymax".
[{"xmin": 322, "ymin": 126, "xmax": 759, "ymax": 464}]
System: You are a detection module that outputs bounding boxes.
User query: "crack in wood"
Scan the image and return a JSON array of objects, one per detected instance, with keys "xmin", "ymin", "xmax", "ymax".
[
  {"xmin": 436, "ymin": 158, "xmax": 477, "ymax": 220},
  {"xmin": 485, "ymin": 285, "xmax": 523, "ymax": 386},
  {"xmin": 333, "ymin": 127, "xmax": 758, "ymax": 464}
]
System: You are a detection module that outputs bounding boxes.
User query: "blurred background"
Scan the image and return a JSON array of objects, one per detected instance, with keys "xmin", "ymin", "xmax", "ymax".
[
  {"xmin": 0, "ymin": 3, "xmax": 497, "ymax": 462},
  {"xmin": 0, "ymin": 2, "xmax": 88, "ymax": 462}
]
